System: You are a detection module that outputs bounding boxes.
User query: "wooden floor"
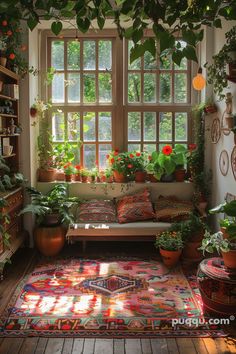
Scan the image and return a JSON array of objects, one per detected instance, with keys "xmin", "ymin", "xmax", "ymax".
[{"xmin": 0, "ymin": 243, "xmax": 236, "ymax": 354}]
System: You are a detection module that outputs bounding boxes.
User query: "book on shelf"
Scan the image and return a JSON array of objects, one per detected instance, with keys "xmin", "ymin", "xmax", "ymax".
[{"xmin": 2, "ymin": 84, "xmax": 19, "ymax": 99}]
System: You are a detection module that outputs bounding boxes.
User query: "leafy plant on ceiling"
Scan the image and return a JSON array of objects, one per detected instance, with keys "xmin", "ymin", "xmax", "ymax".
[{"xmin": 0, "ymin": 1, "xmax": 235, "ymax": 72}]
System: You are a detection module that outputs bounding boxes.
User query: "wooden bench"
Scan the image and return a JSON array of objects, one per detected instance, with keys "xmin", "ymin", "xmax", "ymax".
[{"xmin": 66, "ymin": 221, "xmax": 171, "ymax": 252}]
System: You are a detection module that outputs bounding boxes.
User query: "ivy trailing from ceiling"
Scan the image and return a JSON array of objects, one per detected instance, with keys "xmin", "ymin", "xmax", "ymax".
[{"xmin": 0, "ymin": 1, "xmax": 235, "ymax": 71}]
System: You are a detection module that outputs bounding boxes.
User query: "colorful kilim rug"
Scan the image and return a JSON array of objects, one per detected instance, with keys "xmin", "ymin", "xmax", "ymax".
[{"xmin": 0, "ymin": 258, "xmax": 226, "ymax": 337}]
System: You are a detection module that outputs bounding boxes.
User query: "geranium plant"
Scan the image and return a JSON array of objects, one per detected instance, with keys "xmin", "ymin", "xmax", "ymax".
[
  {"xmin": 155, "ymin": 231, "xmax": 184, "ymax": 251},
  {"xmin": 106, "ymin": 150, "xmax": 134, "ymax": 177},
  {"xmin": 63, "ymin": 162, "xmax": 75, "ymax": 176}
]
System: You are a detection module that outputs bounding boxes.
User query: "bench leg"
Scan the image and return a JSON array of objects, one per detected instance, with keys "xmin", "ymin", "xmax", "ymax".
[{"xmin": 82, "ymin": 240, "xmax": 87, "ymax": 253}]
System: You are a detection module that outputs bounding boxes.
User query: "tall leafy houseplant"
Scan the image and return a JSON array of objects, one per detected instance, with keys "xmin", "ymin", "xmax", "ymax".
[{"xmin": 209, "ymin": 200, "xmax": 236, "ymax": 240}]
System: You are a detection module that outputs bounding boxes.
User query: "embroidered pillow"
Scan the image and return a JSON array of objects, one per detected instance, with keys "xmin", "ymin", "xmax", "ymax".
[
  {"xmin": 76, "ymin": 199, "xmax": 116, "ymax": 223},
  {"xmin": 116, "ymin": 189, "xmax": 154, "ymax": 223},
  {"xmin": 154, "ymin": 196, "xmax": 193, "ymax": 222}
]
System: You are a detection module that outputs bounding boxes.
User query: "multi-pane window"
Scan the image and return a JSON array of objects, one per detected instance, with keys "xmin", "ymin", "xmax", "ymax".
[
  {"xmin": 47, "ymin": 34, "xmax": 192, "ymax": 168},
  {"xmin": 49, "ymin": 38, "xmax": 113, "ymax": 168}
]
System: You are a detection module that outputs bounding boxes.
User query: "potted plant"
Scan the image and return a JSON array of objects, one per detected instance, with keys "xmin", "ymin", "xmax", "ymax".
[
  {"xmin": 80, "ymin": 168, "xmax": 89, "ymax": 183},
  {"xmin": 209, "ymin": 200, "xmax": 236, "ymax": 241},
  {"xmin": 0, "ymin": 38, "xmax": 7, "ymax": 67},
  {"xmin": 155, "ymin": 230, "xmax": 184, "ymax": 267},
  {"xmin": 104, "ymin": 168, "xmax": 113, "ymax": 182},
  {"xmin": 106, "ymin": 150, "xmax": 133, "ymax": 183},
  {"xmin": 88, "ymin": 166, "xmax": 99, "ymax": 183},
  {"xmin": 207, "ymin": 26, "xmax": 236, "ymax": 100},
  {"xmin": 19, "ymin": 184, "xmax": 80, "ymax": 256},
  {"xmin": 74, "ymin": 164, "xmax": 81, "ymax": 181},
  {"xmin": 199, "ymin": 230, "xmax": 236, "ymax": 269},
  {"xmin": 130, "ymin": 152, "xmax": 148, "ymax": 182},
  {"xmin": 37, "ymin": 133, "xmax": 56, "ymax": 182},
  {"xmin": 53, "ymin": 140, "xmax": 81, "ymax": 180},
  {"xmin": 63, "ymin": 162, "xmax": 76, "ymax": 182}
]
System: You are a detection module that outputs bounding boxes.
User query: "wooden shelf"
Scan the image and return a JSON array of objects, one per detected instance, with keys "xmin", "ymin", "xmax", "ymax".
[
  {"xmin": 0, "ymin": 114, "xmax": 17, "ymax": 118},
  {"xmin": 0, "ymin": 134, "xmax": 20, "ymax": 137},
  {"xmin": 0, "ymin": 65, "xmax": 19, "ymax": 80},
  {"xmin": 2, "ymin": 153, "xmax": 16, "ymax": 159},
  {"xmin": 0, "ymin": 94, "xmax": 17, "ymax": 101}
]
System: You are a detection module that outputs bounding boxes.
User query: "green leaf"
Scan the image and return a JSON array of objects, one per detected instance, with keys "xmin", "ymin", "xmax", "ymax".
[
  {"xmin": 124, "ymin": 27, "xmax": 133, "ymax": 39},
  {"xmin": 172, "ymin": 50, "xmax": 183, "ymax": 66},
  {"xmin": 132, "ymin": 29, "xmax": 143, "ymax": 44},
  {"xmin": 27, "ymin": 17, "xmax": 39, "ymax": 31},
  {"xmin": 143, "ymin": 38, "xmax": 156, "ymax": 57},
  {"xmin": 97, "ymin": 16, "xmax": 105, "ymax": 30},
  {"xmin": 213, "ymin": 18, "xmax": 222, "ymax": 28},
  {"xmin": 60, "ymin": 10, "xmax": 74, "ymax": 18},
  {"xmin": 76, "ymin": 17, "xmax": 90, "ymax": 33},
  {"xmin": 183, "ymin": 45, "xmax": 198, "ymax": 62},
  {"xmin": 159, "ymin": 31, "xmax": 175, "ymax": 53},
  {"xmin": 182, "ymin": 29, "xmax": 196, "ymax": 46},
  {"xmin": 130, "ymin": 43, "xmax": 145, "ymax": 63},
  {"xmin": 51, "ymin": 21, "xmax": 63, "ymax": 36}
]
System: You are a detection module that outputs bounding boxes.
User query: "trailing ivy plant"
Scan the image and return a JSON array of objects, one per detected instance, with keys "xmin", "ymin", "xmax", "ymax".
[{"xmin": 0, "ymin": 1, "xmax": 236, "ymax": 71}]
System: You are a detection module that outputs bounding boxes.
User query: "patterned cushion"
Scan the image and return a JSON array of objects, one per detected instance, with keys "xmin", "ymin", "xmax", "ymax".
[
  {"xmin": 154, "ymin": 196, "xmax": 193, "ymax": 222},
  {"xmin": 116, "ymin": 189, "xmax": 154, "ymax": 223},
  {"xmin": 76, "ymin": 200, "xmax": 116, "ymax": 223}
]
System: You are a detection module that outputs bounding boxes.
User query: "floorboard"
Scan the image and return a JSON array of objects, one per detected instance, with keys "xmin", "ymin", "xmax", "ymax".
[
  {"xmin": 71, "ymin": 338, "xmax": 84, "ymax": 354},
  {"xmin": 34, "ymin": 337, "xmax": 48, "ymax": 354},
  {"xmin": 140, "ymin": 338, "xmax": 152, "ymax": 354},
  {"xmin": 150, "ymin": 338, "xmax": 168, "ymax": 353},
  {"xmin": 192, "ymin": 338, "xmax": 208, "ymax": 354},
  {"xmin": 19, "ymin": 338, "xmax": 39, "ymax": 354},
  {"xmin": 114, "ymin": 339, "xmax": 125, "ymax": 354},
  {"xmin": 176, "ymin": 338, "xmax": 197, "ymax": 354},
  {"xmin": 62, "ymin": 338, "xmax": 74, "ymax": 354},
  {"xmin": 94, "ymin": 339, "xmax": 113, "ymax": 354},
  {"xmin": 166, "ymin": 338, "xmax": 179, "ymax": 354},
  {"xmin": 83, "ymin": 339, "xmax": 95, "ymax": 354},
  {"xmin": 125, "ymin": 339, "xmax": 142, "ymax": 354},
  {"xmin": 44, "ymin": 338, "xmax": 64, "ymax": 354}
]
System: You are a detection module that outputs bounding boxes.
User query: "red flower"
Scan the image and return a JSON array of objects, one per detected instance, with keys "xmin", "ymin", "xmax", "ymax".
[
  {"xmin": 162, "ymin": 145, "xmax": 173, "ymax": 155},
  {"xmin": 9, "ymin": 53, "xmax": 15, "ymax": 60},
  {"xmin": 2, "ymin": 20, "xmax": 7, "ymax": 26},
  {"xmin": 110, "ymin": 158, "xmax": 115, "ymax": 164},
  {"xmin": 136, "ymin": 152, "xmax": 141, "ymax": 157},
  {"xmin": 127, "ymin": 164, "xmax": 133, "ymax": 168},
  {"xmin": 6, "ymin": 30, "xmax": 12, "ymax": 36},
  {"xmin": 118, "ymin": 157, "xmax": 122, "ymax": 161},
  {"xmin": 75, "ymin": 164, "xmax": 81, "ymax": 170},
  {"xmin": 188, "ymin": 144, "xmax": 197, "ymax": 151},
  {"xmin": 114, "ymin": 151, "xmax": 119, "ymax": 156},
  {"xmin": 115, "ymin": 147, "xmax": 119, "ymax": 152},
  {"xmin": 129, "ymin": 153, "xmax": 134, "ymax": 158},
  {"xmin": 106, "ymin": 154, "xmax": 110, "ymax": 159},
  {"xmin": 148, "ymin": 155, "xmax": 152, "ymax": 161},
  {"xmin": 20, "ymin": 44, "xmax": 27, "ymax": 52}
]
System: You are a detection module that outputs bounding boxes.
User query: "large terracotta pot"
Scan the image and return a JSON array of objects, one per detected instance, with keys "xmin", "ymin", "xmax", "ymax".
[
  {"xmin": 113, "ymin": 170, "xmax": 126, "ymax": 183},
  {"xmin": 135, "ymin": 171, "xmax": 147, "ymax": 183},
  {"xmin": 222, "ymin": 250, "xmax": 236, "ymax": 269},
  {"xmin": 159, "ymin": 248, "xmax": 182, "ymax": 267},
  {"xmin": 34, "ymin": 225, "xmax": 66, "ymax": 256},
  {"xmin": 38, "ymin": 168, "xmax": 56, "ymax": 182},
  {"xmin": 174, "ymin": 168, "xmax": 186, "ymax": 182}
]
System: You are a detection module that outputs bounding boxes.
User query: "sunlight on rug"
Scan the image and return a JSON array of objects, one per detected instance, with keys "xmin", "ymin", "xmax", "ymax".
[{"xmin": 0, "ymin": 258, "xmax": 226, "ymax": 337}]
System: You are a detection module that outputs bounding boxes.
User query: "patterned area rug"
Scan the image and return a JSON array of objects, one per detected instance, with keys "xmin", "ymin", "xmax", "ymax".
[{"xmin": 0, "ymin": 258, "xmax": 225, "ymax": 337}]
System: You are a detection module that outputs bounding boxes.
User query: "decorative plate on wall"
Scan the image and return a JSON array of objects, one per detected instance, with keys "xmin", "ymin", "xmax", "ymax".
[
  {"xmin": 231, "ymin": 146, "xmax": 236, "ymax": 180},
  {"xmin": 221, "ymin": 110, "xmax": 231, "ymax": 136},
  {"xmin": 219, "ymin": 150, "xmax": 229, "ymax": 176},
  {"xmin": 211, "ymin": 118, "xmax": 221, "ymax": 143}
]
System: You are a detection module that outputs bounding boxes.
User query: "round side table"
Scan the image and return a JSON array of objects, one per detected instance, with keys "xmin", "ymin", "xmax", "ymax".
[{"xmin": 197, "ymin": 257, "xmax": 236, "ymax": 316}]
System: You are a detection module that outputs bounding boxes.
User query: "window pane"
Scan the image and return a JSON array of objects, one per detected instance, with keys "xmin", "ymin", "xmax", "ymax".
[
  {"xmin": 99, "ymin": 40, "xmax": 112, "ymax": 70},
  {"xmin": 175, "ymin": 112, "xmax": 188, "ymax": 141},
  {"xmin": 83, "ymin": 41, "xmax": 95, "ymax": 70},
  {"xmin": 52, "ymin": 73, "xmax": 65, "ymax": 103},
  {"xmin": 67, "ymin": 41, "xmax": 80, "ymax": 70},
  {"xmin": 128, "ymin": 41, "xmax": 141, "ymax": 70},
  {"xmin": 160, "ymin": 73, "xmax": 171, "ymax": 103},
  {"xmin": 52, "ymin": 41, "xmax": 64, "ymax": 70},
  {"xmin": 68, "ymin": 113, "xmax": 80, "ymax": 141},
  {"xmin": 159, "ymin": 112, "xmax": 172, "ymax": 141},
  {"xmin": 128, "ymin": 112, "xmax": 141, "ymax": 141},
  {"xmin": 174, "ymin": 73, "xmax": 187, "ymax": 103},
  {"xmin": 52, "ymin": 112, "xmax": 64, "ymax": 141},
  {"xmin": 128, "ymin": 144, "xmax": 140, "ymax": 152},
  {"xmin": 160, "ymin": 54, "xmax": 172, "ymax": 70},
  {"xmin": 174, "ymin": 57, "xmax": 187, "ymax": 70},
  {"xmin": 144, "ymin": 50, "xmax": 156, "ymax": 69},
  {"xmin": 84, "ymin": 144, "xmax": 96, "ymax": 169},
  {"xmin": 83, "ymin": 74, "xmax": 96, "ymax": 103},
  {"xmin": 99, "ymin": 144, "xmax": 112, "ymax": 169},
  {"xmin": 99, "ymin": 112, "xmax": 112, "ymax": 141},
  {"xmin": 143, "ymin": 144, "xmax": 156, "ymax": 154},
  {"xmin": 83, "ymin": 112, "xmax": 95, "ymax": 141},
  {"xmin": 128, "ymin": 74, "xmax": 141, "ymax": 103},
  {"xmin": 68, "ymin": 73, "xmax": 80, "ymax": 103},
  {"xmin": 144, "ymin": 73, "xmax": 156, "ymax": 102},
  {"xmin": 99, "ymin": 73, "xmax": 112, "ymax": 102},
  {"xmin": 144, "ymin": 112, "xmax": 156, "ymax": 141}
]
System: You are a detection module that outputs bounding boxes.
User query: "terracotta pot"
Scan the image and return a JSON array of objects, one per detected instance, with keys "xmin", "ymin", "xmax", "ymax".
[
  {"xmin": 113, "ymin": 170, "xmax": 126, "ymax": 183},
  {"xmin": 81, "ymin": 175, "xmax": 88, "ymax": 183},
  {"xmin": 148, "ymin": 174, "xmax": 158, "ymax": 182},
  {"xmin": 38, "ymin": 168, "xmax": 56, "ymax": 182},
  {"xmin": 222, "ymin": 250, "xmax": 236, "ymax": 269},
  {"xmin": 56, "ymin": 170, "xmax": 65, "ymax": 181},
  {"xmin": 225, "ymin": 116, "xmax": 234, "ymax": 129},
  {"xmin": 220, "ymin": 227, "xmax": 229, "ymax": 239},
  {"xmin": 42, "ymin": 213, "xmax": 61, "ymax": 227},
  {"xmin": 159, "ymin": 248, "xmax": 182, "ymax": 267},
  {"xmin": 74, "ymin": 174, "xmax": 81, "ymax": 181},
  {"xmin": 65, "ymin": 174, "xmax": 73, "ymax": 182},
  {"xmin": 174, "ymin": 168, "xmax": 186, "ymax": 182},
  {"xmin": 0, "ymin": 57, "xmax": 7, "ymax": 67},
  {"xmin": 135, "ymin": 171, "xmax": 147, "ymax": 183},
  {"xmin": 34, "ymin": 225, "xmax": 66, "ymax": 256},
  {"xmin": 182, "ymin": 241, "xmax": 203, "ymax": 263}
]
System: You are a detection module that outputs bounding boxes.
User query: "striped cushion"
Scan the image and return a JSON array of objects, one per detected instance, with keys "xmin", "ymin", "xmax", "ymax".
[
  {"xmin": 116, "ymin": 189, "xmax": 154, "ymax": 223},
  {"xmin": 76, "ymin": 200, "xmax": 116, "ymax": 223},
  {"xmin": 154, "ymin": 196, "xmax": 193, "ymax": 222}
]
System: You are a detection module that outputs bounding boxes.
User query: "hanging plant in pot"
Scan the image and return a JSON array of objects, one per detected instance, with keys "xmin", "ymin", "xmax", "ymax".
[{"xmin": 155, "ymin": 230, "xmax": 184, "ymax": 267}]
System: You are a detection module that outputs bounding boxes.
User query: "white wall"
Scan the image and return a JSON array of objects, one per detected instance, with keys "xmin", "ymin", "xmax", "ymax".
[{"xmin": 205, "ymin": 21, "xmax": 236, "ymax": 228}]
